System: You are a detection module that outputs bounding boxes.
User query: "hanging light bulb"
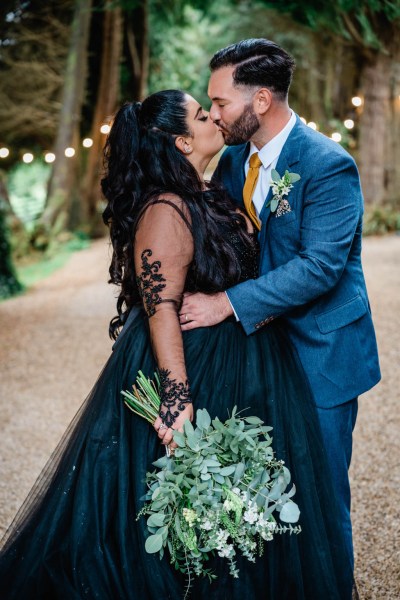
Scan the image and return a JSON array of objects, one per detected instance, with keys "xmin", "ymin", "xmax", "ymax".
[
  {"xmin": 299, "ymin": 116, "xmax": 307, "ymax": 124},
  {"xmin": 351, "ymin": 96, "xmax": 362, "ymax": 107},
  {"xmin": 100, "ymin": 124, "xmax": 111, "ymax": 134},
  {"xmin": 82, "ymin": 138, "xmax": 93, "ymax": 148},
  {"xmin": 0, "ymin": 147, "xmax": 10, "ymax": 158},
  {"xmin": 307, "ymin": 121, "xmax": 317, "ymax": 130},
  {"xmin": 64, "ymin": 147, "xmax": 75, "ymax": 157}
]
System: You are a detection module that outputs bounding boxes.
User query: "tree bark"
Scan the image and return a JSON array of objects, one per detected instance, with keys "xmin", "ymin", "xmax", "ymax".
[
  {"xmin": 39, "ymin": 0, "xmax": 92, "ymax": 238},
  {"xmin": 81, "ymin": 4, "xmax": 123, "ymax": 236},
  {"xmin": 358, "ymin": 52, "xmax": 391, "ymax": 204},
  {"xmin": 385, "ymin": 46, "xmax": 400, "ymax": 205},
  {"xmin": 126, "ymin": 0, "xmax": 149, "ymax": 100}
]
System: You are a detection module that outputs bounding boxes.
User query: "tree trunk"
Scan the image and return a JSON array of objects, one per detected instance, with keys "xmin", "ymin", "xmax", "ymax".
[
  {"xmin": 81, "ymin": 4, "xmax": 123, "ymax": 236},
  {"xmin": 39, "ymin": 0, "xmax": 92, "ymax": 239},
  {"xmin": 385, "ymin": 46, "xmax": 400, "ymax": 205},
  {"xmin": 0, "ymin": 189, "xmax": 23, "ymax": 298},
  {"xmin": 126, "ymin": 0, "xmax": 149, "ymax": 100},
  {"xmin": 358, "ymin": 52, "xmax": 391, "ymax": 204}
]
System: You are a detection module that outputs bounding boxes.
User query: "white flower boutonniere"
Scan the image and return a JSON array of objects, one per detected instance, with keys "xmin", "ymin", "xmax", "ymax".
[{"xmin": 268, "ymin": 169, "xmax": 301, "ymax": 217}]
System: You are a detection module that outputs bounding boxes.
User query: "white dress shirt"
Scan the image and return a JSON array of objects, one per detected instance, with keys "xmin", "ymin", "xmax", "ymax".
[
  {"xmin": 227, "ymin": 111, "xmax": 296, "ymax": 320},
  {"xmin": 244, "ymin": 110, "xmax": 297, "ymax": 216}
]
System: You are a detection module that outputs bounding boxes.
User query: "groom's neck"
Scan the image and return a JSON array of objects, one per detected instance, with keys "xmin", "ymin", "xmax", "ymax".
[{"xmin": 251, "ymin": 103, "xmax": 292, "ymax": 150}]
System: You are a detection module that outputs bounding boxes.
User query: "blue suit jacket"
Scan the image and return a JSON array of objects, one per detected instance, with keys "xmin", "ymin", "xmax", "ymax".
[{"xmin": 214, "ymin": 115, "xmax": 381, "ymax": 408}]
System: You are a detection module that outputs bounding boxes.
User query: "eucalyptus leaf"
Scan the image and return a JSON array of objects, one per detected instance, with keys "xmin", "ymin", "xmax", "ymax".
[
  {"xmin": 196, "ymin": 408, "xmax": 211, "ymax": 430},
  {"xmin": 244, "ymin": 416, "xmax": 263, "ymax": 425},
  {"xmin": 213, "ymin": 474, "xmax": 225, "ymax": 484},
  {"xmin": 147, "ymin": 513, "xmax": 166, "ymax": 528},
  {"xmin": 187, "ymin": 434, "xmax": 200, "ymax": 452},
  {"xmin": 233, "ymin": 462, "xmax": 245, "ymax": 483},
  {"xmin": 289, "ymin": 173, "xmax": 301, "ymax": 183},
  {"xmin": 172, "ymin": 432, "xmax": 186, "ymax": 448},
  {"xmin": 204, "ymin": 459, "xmax": 220, "ymax": 468},
  {"xmin": 279, "ymin": 501, "xmax": 300, "ymax": 524},
  {"xmin": 145, "ymin": 533, "xmax": 164, "ymax": 554},
  {"xmin": 152, "ymin": 456, "xmax": 168, "ymax": 469},
  {"xmin": 157, "ymin": 525, "xmax": 169, "ymax": 540},
  {"xmin": 183, "ymin": 420, "xmax": 195, "ymax": 437},
  {"xmin": 271, "ymin": 168, "xmax": 280, "ymax": 183},
  {"xmin": 220, "ymin": 466, "xmax": 236, "ymax": 476},
  {"xmin": 270, "ymin": 198, "xmax": 279, "ymax": 212}
]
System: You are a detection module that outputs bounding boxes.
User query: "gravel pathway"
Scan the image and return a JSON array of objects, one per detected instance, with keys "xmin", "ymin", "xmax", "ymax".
[{"xmin": 0, "ymin": 235, "xmax": 399, "ymax": 599}]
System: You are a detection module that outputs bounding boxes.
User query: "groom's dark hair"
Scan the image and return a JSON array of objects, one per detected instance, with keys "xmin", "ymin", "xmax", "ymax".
[{"xmin": 210, "ymin": 39, "xmax": 295, "ymax": 101}]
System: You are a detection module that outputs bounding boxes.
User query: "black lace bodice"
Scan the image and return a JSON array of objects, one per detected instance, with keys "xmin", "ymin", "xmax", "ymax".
[
  {"xmin": 184, "ymin": 227, "xmax": 259, "ymax": 293},
  {"xmin": 229, "ymin": 230, "xmax": 259, "ymax": 283},
  {"xmin": 134, "ymin": 198, "xmax": 259, "ymax": 427}
]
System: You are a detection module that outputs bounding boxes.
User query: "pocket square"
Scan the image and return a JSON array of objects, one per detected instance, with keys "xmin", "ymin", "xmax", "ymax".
[{"xmin": 275, "ymin": 199, "xmax": 292, "ymax": 218}]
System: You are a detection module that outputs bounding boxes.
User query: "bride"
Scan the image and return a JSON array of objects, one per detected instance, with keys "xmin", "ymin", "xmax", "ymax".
[{"xmin": 0, "ymin": 89, "xmax": 352, "ymax": 599}]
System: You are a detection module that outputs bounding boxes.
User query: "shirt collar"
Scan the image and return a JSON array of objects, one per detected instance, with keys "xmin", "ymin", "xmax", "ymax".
[{"xmin": 246, "ymin": 110, "xmax": 296, "ymax": 169}]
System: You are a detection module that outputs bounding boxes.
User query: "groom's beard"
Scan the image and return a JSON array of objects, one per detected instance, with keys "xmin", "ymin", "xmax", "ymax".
[{"xmin": 221, "ymin": 104, "xmax": 260, "ymax": 146}]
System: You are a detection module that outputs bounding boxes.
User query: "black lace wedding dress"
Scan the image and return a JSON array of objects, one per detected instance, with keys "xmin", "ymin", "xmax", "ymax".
[{"xmin": 0, "ymin": 198, "xmax": 353, "ymax": 599}]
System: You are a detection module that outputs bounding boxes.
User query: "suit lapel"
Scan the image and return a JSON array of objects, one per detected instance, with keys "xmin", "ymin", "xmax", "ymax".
[
  {"xmin": 259, "ymin": 116, "xmax": 303, "ymax": 229},
  {"xmin": 234, "ymin": 142, "xmax": 250, "ymax": 208}
]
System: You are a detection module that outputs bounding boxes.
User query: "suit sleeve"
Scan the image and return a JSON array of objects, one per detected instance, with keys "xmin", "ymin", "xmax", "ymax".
[
  {"xmin": 134, "ymin": 200, "xmax": 194, "ymax": 426},
  {"xmin": 227, "ymin": 152, "xmax": 363, "ymax": 335}
]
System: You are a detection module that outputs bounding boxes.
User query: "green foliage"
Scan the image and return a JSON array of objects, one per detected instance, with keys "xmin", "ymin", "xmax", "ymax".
[
  {"xmin": 0, "ymin": 199, "xmax": 23, "ymax": 300},
  {"xmin": 148, "ymin": 1, "xmax": 331, "ymax": 118},
  {"xmin": 148, "ymin": 3, "xmax": 231, "ymax": 106},
  {"xmin": 136, "ymin": 401, "xmax": 301, "ymax": 588},
  {"xmin": 259, "ymin": 0, "xmax": 400, "ymax": 50},
  {"xmin": 363, "ymin": 204, "xmax": 400, "ymax": 236},
  {"xmin": 7, "ymin": 161, "xmax": 50, "ymax": 230}
]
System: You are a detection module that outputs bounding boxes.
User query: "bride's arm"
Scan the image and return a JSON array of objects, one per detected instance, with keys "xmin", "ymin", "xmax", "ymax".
[{"xmin": 134, "ymin": 198, "xmax": 194, "ymax": 446}]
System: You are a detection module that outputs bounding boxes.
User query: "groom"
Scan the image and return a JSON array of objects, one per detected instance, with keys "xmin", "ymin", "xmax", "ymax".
[{"xmin": 180, "ymin": 39, "xmax": 381, "ymax": 567}]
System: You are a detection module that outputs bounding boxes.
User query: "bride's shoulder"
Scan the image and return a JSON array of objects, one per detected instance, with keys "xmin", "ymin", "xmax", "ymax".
[{"xmin": 139, "ymin": 193, "xmax": 192, "ymax": 231}]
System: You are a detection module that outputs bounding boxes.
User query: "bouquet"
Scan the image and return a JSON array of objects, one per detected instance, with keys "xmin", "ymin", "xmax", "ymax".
[{"xmin": 122, "ymin": 372, "xmax": 301, "ymax": 595}]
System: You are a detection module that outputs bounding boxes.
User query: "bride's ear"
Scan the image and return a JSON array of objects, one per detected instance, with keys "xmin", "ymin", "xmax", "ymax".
[{"xmin": 175, "ymin": 136, "xmax": 193, "ymax": 155}]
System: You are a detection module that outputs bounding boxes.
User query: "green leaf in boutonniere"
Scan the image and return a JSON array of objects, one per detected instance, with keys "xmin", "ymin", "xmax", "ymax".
[{"xmin": 267, "ymin": 169, "xmax": 301, "ymax": 214}]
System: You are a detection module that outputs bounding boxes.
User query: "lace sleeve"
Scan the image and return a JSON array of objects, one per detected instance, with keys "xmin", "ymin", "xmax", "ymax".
[{"xmin": 134, "ymin": 197, "xmax": 194, "ymax": 427}]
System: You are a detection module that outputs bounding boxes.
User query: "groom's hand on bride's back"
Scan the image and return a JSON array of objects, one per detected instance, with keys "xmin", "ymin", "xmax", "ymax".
[{"xmin": 179, "ymin": 292, "xmax": 233, "ymax": 330}]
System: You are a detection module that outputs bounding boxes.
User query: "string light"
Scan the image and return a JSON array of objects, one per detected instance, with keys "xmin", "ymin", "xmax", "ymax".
[
  {"xmin": 352, "ymin": 96, "xmax": 362, "ymax": 107},
  {"xmin": 22, "ymin": 152, "xmax": 34, "ymax": 163},
  {"xmin": 44, "ymin": 152, "xmax": 56, "ymax": 163},
  {"xmin": 3, "ymin": 98, "xmax": 363, "ymax": 165},
  {"xmin": 344, "ymin": 119, "xmax": 354, "ymax": 129}
]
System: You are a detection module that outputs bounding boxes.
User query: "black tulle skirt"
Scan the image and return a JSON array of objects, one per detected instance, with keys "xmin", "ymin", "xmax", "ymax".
[{"xmin": 0, "ymin": 312, "xmax": 353, "ymax": 599}]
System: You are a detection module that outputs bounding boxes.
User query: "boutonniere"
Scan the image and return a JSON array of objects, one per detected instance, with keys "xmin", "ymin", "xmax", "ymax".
[{"xmin": 268, "ymin": 169, "xmax": 301, "ymax": 217}]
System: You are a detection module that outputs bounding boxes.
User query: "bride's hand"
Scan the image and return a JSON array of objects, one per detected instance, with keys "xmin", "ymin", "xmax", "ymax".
[{"xmin": 153, "ymin": 403, "xmax": 194, "ymax": 450}]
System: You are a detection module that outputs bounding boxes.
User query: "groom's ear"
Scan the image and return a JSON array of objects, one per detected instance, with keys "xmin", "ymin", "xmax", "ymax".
[{"xmin": 254, "ymin": 88, "xmax": 272, "ymax": 116}]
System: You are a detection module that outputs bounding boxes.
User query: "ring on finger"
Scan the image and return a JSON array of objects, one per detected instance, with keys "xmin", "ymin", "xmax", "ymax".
[{"xmin": 158, "ymin": 423, "xmax": 167, "ymax": 431}]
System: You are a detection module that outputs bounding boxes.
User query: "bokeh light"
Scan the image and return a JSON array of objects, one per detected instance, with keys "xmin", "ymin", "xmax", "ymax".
[{"xmin": 44, "ymin": 152, "xmax": 56, "ymax": 163}]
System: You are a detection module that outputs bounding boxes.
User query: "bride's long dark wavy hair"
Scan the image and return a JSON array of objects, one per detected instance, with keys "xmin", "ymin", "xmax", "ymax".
[{"xmin": 101, "ymin": 90, "xmax": 251, "ymax": 339}]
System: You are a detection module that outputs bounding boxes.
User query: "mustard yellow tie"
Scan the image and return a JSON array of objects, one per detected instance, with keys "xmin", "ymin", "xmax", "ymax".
[{"xmin": 243, "ymin": 152, "xmax": 262, "ymax": 230}]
